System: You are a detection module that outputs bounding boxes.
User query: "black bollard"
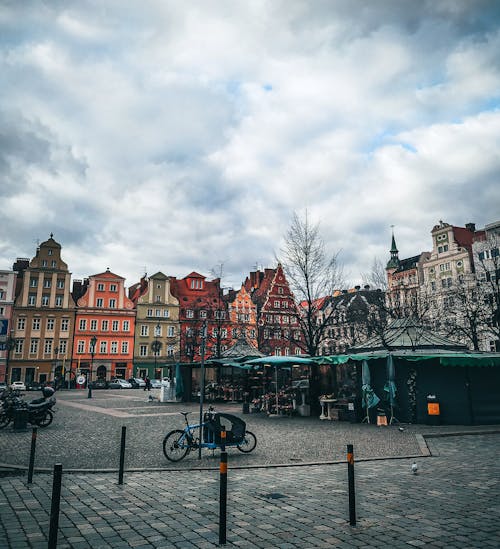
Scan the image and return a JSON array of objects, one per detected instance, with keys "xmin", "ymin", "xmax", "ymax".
[
  {"xmin": 118, "ymin": 426, "xmax": 126, "ymax": 485},
  {"xmin": 219, "ymin": 430, "xmax": 227, "ymax": 545},
  {"xmin": 27, "ymin": 427, "xmax": 38, "ymax": 484},
  {"xmin": 347, "ymin": 444, "xmax": 356, "ymax": 526},
  {"xmin": 48, "ymin": 463, "xmax": 63, "ymax": 549}
]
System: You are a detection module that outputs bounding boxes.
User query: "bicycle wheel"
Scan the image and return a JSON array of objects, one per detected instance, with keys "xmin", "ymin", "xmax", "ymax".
[
  {"xmin": 35, "ymin": 410, "xmax": 53, "ymax": 427},
  {"xmin": 163, "ymin": 430, "xmax": 189, "ymax": 462},
  {"xmin": 0, "ymin": 412, "xmax": 11, "ymax": 429},
  {"xmin": 237, "ymin": 430, "xmax": 257, "ymax": 453}
]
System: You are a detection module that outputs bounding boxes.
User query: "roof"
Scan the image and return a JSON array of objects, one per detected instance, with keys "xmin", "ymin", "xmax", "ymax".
[
  {"xmin": 350, "ymin": 317, "xmax": 467, "ymax": 352},
  {"xmin": 219, "ymin": 337, "xmax": 264, "ymax": 359}
]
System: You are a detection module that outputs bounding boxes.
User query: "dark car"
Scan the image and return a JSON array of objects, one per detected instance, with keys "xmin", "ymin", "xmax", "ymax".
[
  {"xmin": 26, "ymin": 381, "xmax": 43, "ymax": 391},
  {"xmin": 90, "ymin": 379, "xmax": 108, "ymax": 389}
]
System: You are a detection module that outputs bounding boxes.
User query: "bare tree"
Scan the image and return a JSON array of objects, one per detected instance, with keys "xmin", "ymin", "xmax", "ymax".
[
  {"xmin": 361, "ymin": 257, "xmax": 388, "ymax": 290},
  {"xmin": 279, "ymin": 211, "xmax": 345, "ymax": 357}
]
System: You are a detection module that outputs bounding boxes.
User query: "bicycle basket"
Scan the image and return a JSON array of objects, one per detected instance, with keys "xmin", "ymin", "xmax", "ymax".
[{"xmin": 215, "ymin": 413, "xmax": 246, "ymax": 444}]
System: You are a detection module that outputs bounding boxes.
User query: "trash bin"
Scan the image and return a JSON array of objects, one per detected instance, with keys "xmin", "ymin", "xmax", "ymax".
[
  {"xmin": 13, "ymin": 402, "xmax": 29, "ymax": 431},
  {"xmin": 426, "ymin": 394, "xmax": 441, "ymax": 425},
  {"xmin": 345, "ymin": 400, "xmax": 357, "ymax": 423}
]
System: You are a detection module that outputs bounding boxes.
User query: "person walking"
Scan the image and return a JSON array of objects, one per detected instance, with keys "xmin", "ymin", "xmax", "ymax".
[{"xmin": 144, "ymin": 376, "xmax": 151, "ymax": 391}]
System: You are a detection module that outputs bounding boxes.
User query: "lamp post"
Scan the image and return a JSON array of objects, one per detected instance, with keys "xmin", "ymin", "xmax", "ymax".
[
  {"xmin": 88, "ymin": 336, "xmax": 97, "ymax": 399},
  {"xmin": 4, "ymin": 331, "xmax": 15, "ymax": 386},
  {"xmin": 53, "ymin": 346, "xmax": 59, "ymax": 389},
  {"xmin": 151, "ymin": 323, "xmax": 162, "ymax": 380}
]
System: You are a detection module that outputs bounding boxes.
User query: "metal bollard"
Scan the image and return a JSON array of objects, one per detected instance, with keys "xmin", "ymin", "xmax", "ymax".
[
  {"xmin": 347, "ymin": 444, "xmax": 356, "ymax": 526},
  {"xmin": 118, "ymin": 426, "xmax": 126, "ymax": 485},
  {"xmin": 48, "ymin": 463, "xmax": 63, "ymax": 549},
  {"xmin": 219, "ymin": 430, "xmax": 227, "ymax": 545},
  {"xmin": 27, "ymin": 427, "xmax": 38, "ymax": 484}
]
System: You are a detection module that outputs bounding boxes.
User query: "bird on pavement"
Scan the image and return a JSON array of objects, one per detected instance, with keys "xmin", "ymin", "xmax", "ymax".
[{"xmin": 411, "ymin": 462, "xmax": 418, "ymax": 474}]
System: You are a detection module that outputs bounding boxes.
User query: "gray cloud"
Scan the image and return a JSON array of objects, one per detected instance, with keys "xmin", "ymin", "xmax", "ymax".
[{"xmin": 1, "ymin": 1, "xmax": 499, "ymax": 290}]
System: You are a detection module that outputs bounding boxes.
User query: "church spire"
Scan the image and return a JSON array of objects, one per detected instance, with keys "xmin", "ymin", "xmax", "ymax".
[{"xmin": 386, "ymin": 226, "xmax": 400, "ymax": 269}]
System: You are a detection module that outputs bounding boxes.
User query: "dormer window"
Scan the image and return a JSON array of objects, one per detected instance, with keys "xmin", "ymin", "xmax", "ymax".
[{"xmin": 190, "ymin": 279, "xmax": 203, "ymax": 290}]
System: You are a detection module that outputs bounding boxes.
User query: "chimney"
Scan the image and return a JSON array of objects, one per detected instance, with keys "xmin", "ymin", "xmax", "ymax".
[
  {"xmin": 355, "ymin": 285, "xmax": 361, "ymax": 291},
  {"xmin": 364, "ymin": 285, "xmax": 370, "ymax": 290},
  {"xmin": 465, "ymin": 222, "xmax": 476, "ymax": 232}
]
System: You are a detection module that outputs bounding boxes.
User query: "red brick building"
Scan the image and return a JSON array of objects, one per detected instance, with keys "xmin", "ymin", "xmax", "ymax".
[{"xmin": 244, "ymin": 263, "xmax": 303, "ymax": 356}]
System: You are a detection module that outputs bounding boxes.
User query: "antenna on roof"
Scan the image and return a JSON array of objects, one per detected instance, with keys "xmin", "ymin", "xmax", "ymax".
[{"xmin": 143, "ymin": 266, "xmax": 147, "ymax": 277}]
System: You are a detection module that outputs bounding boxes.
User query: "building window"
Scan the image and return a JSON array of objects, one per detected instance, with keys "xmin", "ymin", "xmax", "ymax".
[
  {"xmin": 274, "ymin": 348, "xmax": 282, "ymax": 356},
  {"xmin": 250, "ymin": 329, "xmax": 256, "ymax": 338},
  {"xmin": 147, "ymin": 309, "xmax": 153, "ymax": 317},
  {"xmin": 99, "ymin": 341, "xmax": 107, "ymax": 354},
  {"xmin": 51, "ymin": 260, "xmax": 56, "ymax": 267},
  {"xmin": 431, "ymin": 281, "xmax": 436, "ymax": 291},
  {"xmin": 123, "ymin": 320, "xmax": 129, "ymax": 331},
  {"xmin": 97, "ymin": 283, "xmax": 105, "ymax": 291},
  {"xmin": 96, "ymin": 298, "xmax": 103, "ymax": 307},
  {"xmin": 110, "ymin": 341, "xmax": 118, "ymax": 354},
  {"xmin": 186, "ymin": 310, "xmax": 194, "ymax": 319},
  {"xmin": 42, "ymin": 260, "xmax": 47, "ymax": 267},
  {"xmin": 79, "ymin": 319, "xmax": 87, "ymax": 331},
  {"xmin": 30, "ymin": 339, "xmax": 39, "ymax": 354},
  {"xmin": 139, "ymin": 344, "xmax": 148, "ymax": 357},
  {"xmin": 58, "ymin": 340, "xmax": 67, "ymax": 354},
  {"xmin": 200, "ymin": 310, "xmax": 207, "ymax": 319},
  {"xmin": 109, "ymin": 299, "xmax": 116, "ymax": 308},
  {"xmin": 28, "ymin": 294, "xmax": 36, "ymax": 306},
  {"xmin": 110, "ymin": 284, "xmax": 117, "ymax": 292},
  {"xmin": 163, "ymin": 310, "xmax": 169, "ymax": 318},
  {"xmin": 215, "ymin": 310, "xmax": 225, "ymax": 319},
  {"xmin": 278, "ymin": 287, "xmax": 284, "ymax": 294},
  {"xmin": 282, "ymin": 315, "xmax": 289, "ymax": 323},
  {"xmin": 44, "ymin": 339, "xmax": 53, "ymax": 354},
  {"xmin": 15, "ymin": 339, "xmax": 24, "ymax": 353},
  {"xmin": 140, "ymin": 325, "xmax": 149, "ymax": 336},
  {"xmin": 121, "ymin": 341, "xmax": 128, "ymax": 354},
  {"xmin": 155, "ymin": 325, "xmax": 161, "ymax": 337},
  {"xmin": 156, "ymin": 309, "xmax": 161, "ymax": 317},
  {"xmin": 46, "ymin": 318, "xmax": 55, "ymax": 331},
  {"xmin": 274, "ymin": 300, "xmax": 280, "ymax": 308},
  {"xmin": 57, "ymin": 279, "xmax": 64, "ymax": 289},
  {"xmin": 102, "ymin": 320, "xmax": 109, "ymax": 331},
  {"xmin": 156, "ymin": 296, "xmax": 161, "ymax": 303},
  {"xmin": 264, "ymin": 329, "xmax": 270, "ymax": 339},
  {"xmin": 112, "ymin": 320, "xmax": 119, "ymax": 331},
  {"xmin": 48, "ymin": 249, "xmax": 53, "ymax": 256},
  {"xmin": 61, "ymin": 319, "xmax": 69, "ymax": 331},
  {"xmin": 55, "ymin": 295, "xmax": 63, "ymax": 307},
  {"xmin": 167, "ymin": 326, "xmax": 175, "ymax": 337},
  {"xmin": 167, "ymin": 345, "xmax": 174, "ymax": 357},
  {"xmin": 221, "ymin": 328, "xmax": 227, "ymax": 338},
  {"xmin": 294, "ymin": 347, "xmax": 302, "ymax": 355},
  {"xmin": 90, "ymin": 319, "xmax": 97, "ymax": 331},
  {"xmin": 30, "ymin": 278, "xmax": 37, "ymax": 287},
  {"xmin": 32, "ymin": 318, "xmax": 41, "ymax": 331},
  {"xmin": 17, "ymin": 318, "xmax": 26, "ymax": 330},
  {"xmin": 284, "ymin": 348, "xmax": 290, "ymax": 356},
  {"xmin": 42, "ymin": 295, "xmax": 50, "ymax": 306},
  {"xmin": 43, "ymin": 279, "xmax": 51, "ymax": 288},
  {"xmin": 77, "ymin": 340, "xmax": 85, "ymax": 353}
]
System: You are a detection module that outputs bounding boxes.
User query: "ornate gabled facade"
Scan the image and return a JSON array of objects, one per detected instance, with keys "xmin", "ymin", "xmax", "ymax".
[
  {"xmin": 10, "ymin": 236, "xmax": 76, "ymax": 387},
  {"xmin": 170, "ymin": 272, "xmax": 232, "ymax": 363},
  {"xmin": 0, "ymin": 269, "xmax": 17, "ymax": 383},
  {"xmin": 131, "ymin": 272, "xmax": 180, "ymax": 380},
  {"xmin": 244, "ymin": 264, "xmax": 303, "ymax": 356},
  {"xmin": 72, "ymin": 269, "xmax": 136, "ymax": 383},
  {"xmin": 224, "ymin": 284, "xmax": 258, "ymax": 349}
]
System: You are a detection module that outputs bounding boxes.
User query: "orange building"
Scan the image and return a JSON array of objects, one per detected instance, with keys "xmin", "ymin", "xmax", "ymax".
[
  {"xmin": 224, "ymin": 284, "xmax": 258, "ymax": 349},
  {"xmin": 72, "ymin": 269, "xmax": 136, "ymax": 383}
]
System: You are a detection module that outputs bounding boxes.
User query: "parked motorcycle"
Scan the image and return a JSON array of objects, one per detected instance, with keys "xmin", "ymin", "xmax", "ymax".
[{"xmin": 0, "ymin": 386, "xmax": 56, "ymax": 428}]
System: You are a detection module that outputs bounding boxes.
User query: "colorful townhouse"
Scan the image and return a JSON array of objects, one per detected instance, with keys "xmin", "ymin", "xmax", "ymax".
[
  {"xmin": 224, "ymin": 284, "xmax": 258, "ymax": 349},
  {"xmin": 0, "ymin": 269, "xmax": 17, "ymax": 383},
  {"xmin": 10, "ymin": 236, "xmax": 76, "ymax": 386},
  {"xmin": 244, "ymin": 263, "xmax": 303, "ymax": 356},
  {"xmin": 170, "ymin": 272, "xmax": 232, "ymax": 364},
  {"xmin": 129, "ymin": 271, "xmax": 180, "ymax": 380},
  {"xmin": 72, "ymin": 269, "xmax": 136, "ymax": 383}
]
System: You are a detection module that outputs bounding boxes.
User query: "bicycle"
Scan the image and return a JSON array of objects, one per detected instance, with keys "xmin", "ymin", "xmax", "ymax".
[{"xmin": 162, "ymin": 407, "xmax": 257, "ymax": 462}]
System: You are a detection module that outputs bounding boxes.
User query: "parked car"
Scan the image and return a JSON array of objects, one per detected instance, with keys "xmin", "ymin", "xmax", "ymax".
[
  {"xmin": 10, "ymin": 381, "xmax": 26, "ymax": 391},
  {"xmin": 108, "ymin": 378, "xmax": 132, "ymax": 389},
  {"xmin": 90, "ymin": 379, "xmax": 108, "ymax": 389},
  {"xmin": 149, "ymin": 379, "xmax": 162, "ymax": 389},
  {"xmin": 128, "ymin": 378, "xmax": 146, "ymax": 389},
  {"xmin": 26, "ymin": 381, "xmax": 43, "ymax": 391},
  {"xmin": 0, "ymin": 381, "xmax": 7, "ymax": 393}
]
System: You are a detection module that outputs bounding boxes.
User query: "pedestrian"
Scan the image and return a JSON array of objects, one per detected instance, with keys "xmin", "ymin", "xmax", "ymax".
[{"xmin": 144, "ymin": 376, "xmax": 151, "ymax": 391}]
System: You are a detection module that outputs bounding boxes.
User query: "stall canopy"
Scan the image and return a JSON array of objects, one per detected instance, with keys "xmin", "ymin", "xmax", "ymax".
[{"xmin": 206, "ymin": 337, "xmax": 265, "ymax": 369}]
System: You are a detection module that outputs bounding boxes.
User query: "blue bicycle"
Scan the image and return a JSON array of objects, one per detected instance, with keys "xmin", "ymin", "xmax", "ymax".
[{"xmin": 162, "ymin": 407, "xmax": 257, "ymax": 462}]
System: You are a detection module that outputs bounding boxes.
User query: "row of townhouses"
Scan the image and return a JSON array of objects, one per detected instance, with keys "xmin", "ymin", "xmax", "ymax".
[
  {"xmin": 1, "ymin": 219, "xmax": 498, "ymax": 387},
  {"xmin": 0, "ymin": 236, "xmax": 303, "ymax": 386}
]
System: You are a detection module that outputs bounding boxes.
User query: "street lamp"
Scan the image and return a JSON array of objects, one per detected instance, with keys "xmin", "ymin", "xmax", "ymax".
[
  {"xmin": 54, "ymin": 346, "xmax": 59, "ymax": 389},
  {"xmin": 151, "ymin": 323, "xmax": 162, "ymax": 379},
  {"xmin": 88, "ymin": 336, "xmax": 97, "ymax": 399}
]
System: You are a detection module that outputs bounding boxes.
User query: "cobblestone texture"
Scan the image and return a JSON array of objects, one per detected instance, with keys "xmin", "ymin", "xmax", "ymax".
[{"xmin": 1, "ymin": 389, "xmax": 499, "ymax": 547}]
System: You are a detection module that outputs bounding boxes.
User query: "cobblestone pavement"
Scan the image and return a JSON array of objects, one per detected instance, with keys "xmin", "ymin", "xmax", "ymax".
[
  {"xmin": 1, "ymin": 388, "xmax": 491, "ymax": 472},
  {"xmin": 0, "ymin": 434, "xmax": 499, "ymax": 548}
]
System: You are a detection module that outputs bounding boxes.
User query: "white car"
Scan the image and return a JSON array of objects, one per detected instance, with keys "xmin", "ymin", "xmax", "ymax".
[
  {"xmin": 110, "ymin": 378, "xmax": 132, "ymax": 389},
  {"xmin": 10, "ymin": 381, "xmax": 26, "ymax": 391}
]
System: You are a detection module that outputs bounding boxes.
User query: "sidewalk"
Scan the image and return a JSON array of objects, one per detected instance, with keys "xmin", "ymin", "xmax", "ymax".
[{"xmin": 1, "ymin": 433, "xmax": 499, "ymax": 548}]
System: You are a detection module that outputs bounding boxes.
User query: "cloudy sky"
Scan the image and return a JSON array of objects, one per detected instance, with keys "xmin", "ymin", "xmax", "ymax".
[{"xmin": 1, "ymin": 0, "xmax": 499, "ymax": 290}]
